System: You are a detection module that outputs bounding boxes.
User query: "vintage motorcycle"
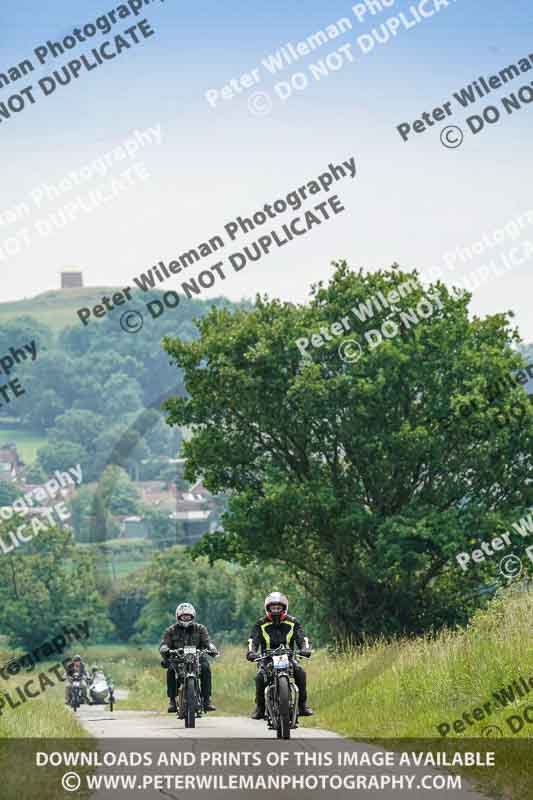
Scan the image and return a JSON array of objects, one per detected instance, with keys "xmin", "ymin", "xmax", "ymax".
[
  {"xmin": 168, "ymin": 647, "xmax": 213, "ymax": 728},
  {"xmin": 255, "ymin": 645, "xmax": 309, "ymax": 739},
  {"xmin": 88, "ymin": 670, "xmax": 116, "ymax": 711},
  {"xmin": 68, "ymin": 670, "xmax": 84, "ymax": 712}
]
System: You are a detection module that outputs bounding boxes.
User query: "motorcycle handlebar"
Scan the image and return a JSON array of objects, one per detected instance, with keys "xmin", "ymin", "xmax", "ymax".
[{"xmin": 253, "ymin": 648, "xmax": 312, "ymax": 663}]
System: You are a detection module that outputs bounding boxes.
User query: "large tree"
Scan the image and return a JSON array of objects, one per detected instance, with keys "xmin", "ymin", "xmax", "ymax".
[{"xmin": 162, "ymin": 263, "xmax": 533, "ymax": 642}]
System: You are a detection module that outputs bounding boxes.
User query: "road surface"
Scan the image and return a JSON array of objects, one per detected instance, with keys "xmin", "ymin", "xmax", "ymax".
[
  {"xmin": 76, "ymin": 706, "xmax": 490, "ymax": 799},
  {"xmin": 78, "ymin": 706, "xmax": 338, "ymax": 738}
]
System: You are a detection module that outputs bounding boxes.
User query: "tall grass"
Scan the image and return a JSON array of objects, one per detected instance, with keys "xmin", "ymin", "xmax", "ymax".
[
  {"xmin": 0, "ymin": 655, "xmax": 88, "ymax": 739},
  {"xmin": 66, "ymin": 592, "xmax": 533, "ymax": 740},
  {"xmin": 1, "ymin": 593, "xmax": 533, "ymax": 796},
  {"xmin": 2, "ymin": 592, "xmax": 532, "ymax": 739},
  {"xmin": 0, "ymin": 653, "xmax": 90, "ymax": 800}
]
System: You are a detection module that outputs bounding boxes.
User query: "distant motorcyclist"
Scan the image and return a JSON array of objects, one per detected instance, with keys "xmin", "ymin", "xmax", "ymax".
[
  {"xmin": 159, "ymin": 602, "xmax": 218, "ymax": 713},
  {"xmin": 247, "ymin": 591, "xmax": 313, "ymax": 720},
  {"xmin": 88, "ymin": 664, "xmax": 113, "ymax": 705},
  {"xmin": 64, "ymin": 654, "xmax": 88, "ymax": 704}
]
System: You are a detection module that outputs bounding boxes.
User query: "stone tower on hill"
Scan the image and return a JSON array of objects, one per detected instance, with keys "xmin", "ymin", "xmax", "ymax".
[{"xmin": 61, "ymin": 270, "xmax": 83, "ymax": 289}]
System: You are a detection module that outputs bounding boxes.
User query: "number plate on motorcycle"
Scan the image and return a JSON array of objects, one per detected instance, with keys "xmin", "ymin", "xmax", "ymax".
[
  {"xmin": 272, "ymin": 654, "xmax": 289, "ymax": 668},
  {"xmin": 183, "ymin": 646, "xmax": 197, "ymax": 655}
]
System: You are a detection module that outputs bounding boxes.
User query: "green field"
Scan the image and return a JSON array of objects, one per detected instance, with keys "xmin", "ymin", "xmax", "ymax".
[
  {"xmin": 0, "ymin": 428, "xmax": 47, "ymax": 462},
  {"xmin": 0, "ymin": 286, "xmax": 124, "ymax": 333}
]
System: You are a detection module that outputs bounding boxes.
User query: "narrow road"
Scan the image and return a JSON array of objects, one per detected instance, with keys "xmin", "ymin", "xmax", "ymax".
[
  {"xmin": 77, "ymin": 706, "xmax": 490, "ymax": 799},
  {"xmin": 78, "ymin": 706, "xmax": 338, "ymax": 738}
]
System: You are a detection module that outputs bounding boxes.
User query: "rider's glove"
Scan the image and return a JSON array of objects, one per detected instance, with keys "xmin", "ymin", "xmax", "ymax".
[
  {"xmin": 299, "ymin": 649, "xmax": 312, "ymax": 658},
  {"xmin": 246, "ymin": 651, "xmax": 256, "ymax": 662}
]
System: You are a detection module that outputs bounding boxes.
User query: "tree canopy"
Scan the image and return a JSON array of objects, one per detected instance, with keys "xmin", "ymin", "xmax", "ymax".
[
  {"xmin": 136, "ymin": 547, "xmax": 322, "ymax": 644},
  {"xmin": 0, "ymin": 524, "xmax": 112, "ymax": 650},
  {"xmin": 162, "ymin": 262, "xmax": 533, "ymax": 642}
]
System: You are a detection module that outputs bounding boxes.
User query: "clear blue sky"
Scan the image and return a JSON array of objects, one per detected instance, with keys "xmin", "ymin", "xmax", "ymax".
[{"xmin": 2, "ymin": 0, "xmax": 533, "ymax": 339}]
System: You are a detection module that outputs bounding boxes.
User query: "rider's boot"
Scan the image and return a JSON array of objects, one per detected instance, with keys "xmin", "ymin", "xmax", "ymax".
[
  {"xmin": 251, "ymin": 685, "xmax": 265, "ymax": 719},
  {"xmin": 203, "ymin": 697, "xmax": 216, "ymax": 712},
  {"xmin": 167, "ymin": 698, "xmax": 177, "ymax": 713},
  {"xmin": 296, "ymin": 669, "xmax": 313, "ymax": 716},
  {"xmin": 251, "ymin": 704, "xmax": 265, "ymax": 720}
]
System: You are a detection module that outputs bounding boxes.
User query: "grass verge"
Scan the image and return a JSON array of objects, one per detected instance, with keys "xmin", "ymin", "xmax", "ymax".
[
  {"xmin": 116, "ymin": 591, "xmax": 533, "ymax": 798},
  {"xmin": 2, "ymin": 593, "xmax": 533, "ymax": 796}
]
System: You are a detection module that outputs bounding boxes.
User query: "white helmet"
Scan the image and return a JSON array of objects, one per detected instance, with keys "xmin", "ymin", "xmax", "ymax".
[
  {"xmin": 264, "ymin": 591, "xmax": 288, "ymax": 621},
  {"xmin": 176, "ymin": 602, "xmax": 196, "ymax": 627}
]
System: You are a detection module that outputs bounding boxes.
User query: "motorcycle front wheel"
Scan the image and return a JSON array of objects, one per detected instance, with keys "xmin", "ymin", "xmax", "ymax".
[
  {"xmin": 277, "ymin": 676, "xmax": 291, "ymax": 740},
  {"xmin": 185, "ymin": 677, "xmax": 196, "ymax": 729}
]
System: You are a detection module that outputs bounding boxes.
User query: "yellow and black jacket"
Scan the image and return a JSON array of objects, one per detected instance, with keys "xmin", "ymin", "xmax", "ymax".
[{"xmin": 249, "ymin": 614, "xmax": 308, "ymax": 654}]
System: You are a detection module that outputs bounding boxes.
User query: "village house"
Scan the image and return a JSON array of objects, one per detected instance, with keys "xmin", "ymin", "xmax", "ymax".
[{"xmin": 172, "ymin": 479, "xmax": 224, "ymax": 546}]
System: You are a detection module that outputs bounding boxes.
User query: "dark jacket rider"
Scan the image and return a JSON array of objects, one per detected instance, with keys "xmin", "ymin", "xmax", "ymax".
[
  {"xmin": 65, "ymin": 655, "xmax": 88, "ymax": 678},
  {"xmin": 159, "ymin": 602, "xmax": 217, "ymax": 713},
  {"xmin": 247, "ymin": 591, "xmax": 313, "ymax": 719},
  {"xmin": 64, "ymin": 654, "xmax": 88, "ymax": 704}
]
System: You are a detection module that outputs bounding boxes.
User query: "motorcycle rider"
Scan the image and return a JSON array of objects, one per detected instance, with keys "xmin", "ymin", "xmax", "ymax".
[
  {"xmin": 159, "ymin": 602, "xmax": 218, "ymax": 713},
  {"xmin": 64, "ymin": 654, "xmax": 89, "ymax": 705},
  {"xmin": 247, "ymin": 591, "xmax": 313, "ymax": 720}
]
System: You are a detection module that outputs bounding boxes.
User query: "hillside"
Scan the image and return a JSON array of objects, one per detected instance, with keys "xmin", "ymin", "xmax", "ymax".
[{"xmin": 0, "ymin": 287, "xmax": 125, "ymax": 333}]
